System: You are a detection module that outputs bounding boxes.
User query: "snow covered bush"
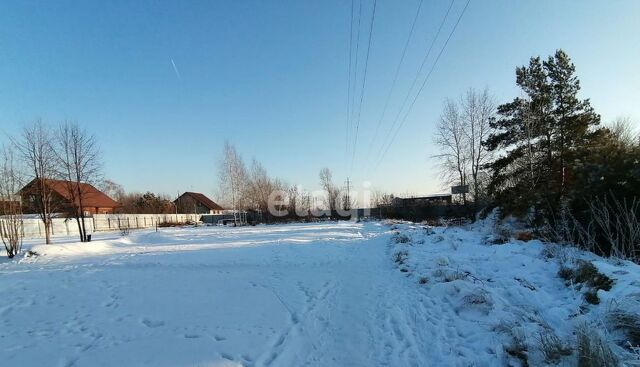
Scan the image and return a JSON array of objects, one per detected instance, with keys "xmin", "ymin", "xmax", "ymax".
[{"xmin": 392, "ymin": 232, "xmax": 410, "ymax": 244}]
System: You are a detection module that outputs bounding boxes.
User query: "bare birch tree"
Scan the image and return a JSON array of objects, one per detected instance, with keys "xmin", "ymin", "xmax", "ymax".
[
  {"xmin": 0, "ymin": 145, "xmax": 24, "ymax": 258},
  {"xmin": 287, "ymin": 184, "xmax": 299, "ymax": 218},
  {"xmin": 434, "ymin": 99, "xmax": 468, "ymax": 204},
  {"xmin": 319, "ymin": 168, "xmax": 338, "ymax": 217},
  {"xmin": 610, "ymin": 117, "xmax": 638, "ymax": 148},
  {"xmin": 100, "ymin": 179, "xmax": 125, "ymax": 202},
  {"xmin": 461, "ymin": 88, "xmax": 495, "ymax": 204},
  {"xmin": 295, "ymin": 188, "xmax": 311, "ymax": 219},
  {"xmin": 371, "ymin": 190, "xmax": 394, "ymax": 208},
  {"xmin": 15, "ymin": 120, "xmax": 57, "ymax": 244},
  {"xmin": 247, "ymin": 159, "xmax": 271, "ymax": 218},
  {"xmin": 218, "ymin": 142, "xmax": 247, "ymax": 226},
  {"xmin": 54, "ymin": 121, "xmax": 102, "ymax": 242}
]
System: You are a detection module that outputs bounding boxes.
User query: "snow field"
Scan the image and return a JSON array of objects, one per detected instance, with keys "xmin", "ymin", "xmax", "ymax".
[{"xmin": 1, "ymin": 221, "xmax": 638, "ymax": 366}]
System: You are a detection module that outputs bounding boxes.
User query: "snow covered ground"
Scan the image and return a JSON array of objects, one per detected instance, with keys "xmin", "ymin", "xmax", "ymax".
[{"xmin": 0, "ymin": 221, "xmax": 638, "ymax": 366}]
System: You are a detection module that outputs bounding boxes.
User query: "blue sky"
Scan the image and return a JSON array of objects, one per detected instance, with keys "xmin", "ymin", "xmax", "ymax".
[{"xmin": 1, "ymin": 0, "xmax": 638, "ymax": 201}]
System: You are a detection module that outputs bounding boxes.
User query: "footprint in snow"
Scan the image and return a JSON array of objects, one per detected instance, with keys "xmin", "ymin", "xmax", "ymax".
[
  {"xmin": 140, "ymin": 318, "xmax": 164, "ymax": 328},
  {"xmin": 220, "ymin": 352, "xmax": 234, "ymax": 361}
]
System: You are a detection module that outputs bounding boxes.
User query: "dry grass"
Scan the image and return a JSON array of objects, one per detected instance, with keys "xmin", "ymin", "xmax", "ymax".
[
  {"xmin": 504, "ymin": 328, "xmax": 529, "ymax": 367},
  {"xmin": 392, "ymin": 233, "xmax": 411, "ymax": 244},
  {"xmin": 607, "ymin": 307, "xmax": 640, "ymax": 350},
  {"xmin": 463, "ymin": 290, "xmax": 492, "ymax": 306},
  {"xmin": 576, "ymin": 323, "xmax": 618, "ymax": 367},
  {"xmin": 538, "ymin": 330, "xmax": 572, "ymax": 364},
  {"xmin": 393, "ymin": 250, "xmax": 409, "ymax": 265}
]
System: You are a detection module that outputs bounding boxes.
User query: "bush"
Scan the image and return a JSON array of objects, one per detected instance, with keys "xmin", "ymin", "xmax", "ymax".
[
  {"xmin": 559, "ymin": 260, "xmax": 614, "ymax": 304},
  {"xmin": 573, "ymin": 261, "xmax": 614, "ymax": 291}
]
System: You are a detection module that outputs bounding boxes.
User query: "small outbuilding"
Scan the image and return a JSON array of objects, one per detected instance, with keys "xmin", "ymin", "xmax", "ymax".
[{"xmin": 391, "ymin": 194, "xmax": 453, "ymax": 207}]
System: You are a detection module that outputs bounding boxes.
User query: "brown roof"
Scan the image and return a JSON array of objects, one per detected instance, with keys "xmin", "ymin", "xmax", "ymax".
[
  {"xmin": 177, "ymin": 192, "xmax": 224, "ymax": 211},
  {"xmin": 21, "ymin": 179, "xmax": 119, "ymax": 208}
]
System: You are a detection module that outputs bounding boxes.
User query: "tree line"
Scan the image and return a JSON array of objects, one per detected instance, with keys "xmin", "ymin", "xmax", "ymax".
[
  {"xmin": 217, "ymin": 142, "xmax": 358, "ymax": 224},
  {"xmin": 434, "ymin": 49, "xmax": 639, "ymax": 261}
]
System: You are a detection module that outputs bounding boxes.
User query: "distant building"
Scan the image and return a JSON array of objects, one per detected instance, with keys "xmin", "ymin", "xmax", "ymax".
[
  {"xmin": 0, "ymin": 200, "xmax": 21, "ymax": 215},
  {"xmin": 390, "ymin": 194, "xmax": 452, "ymax": 207},
  {"xmin": 19, "ymin": 178, "xmax": 119, "ymax": 215},
  {"xmin": 174, "ymin": 192, "xmax": 224, "ymax": 215}
]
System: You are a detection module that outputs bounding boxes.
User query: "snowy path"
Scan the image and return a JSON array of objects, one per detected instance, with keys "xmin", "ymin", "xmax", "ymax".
[{"xmin": 0, "ymin": 222, "xmax": 433, "ymax": 367}]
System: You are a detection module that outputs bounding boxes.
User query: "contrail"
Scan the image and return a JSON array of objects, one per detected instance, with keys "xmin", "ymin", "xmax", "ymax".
[{"xmin": 170, "ymin": 58, "xmax": 182, "ymax": 81}]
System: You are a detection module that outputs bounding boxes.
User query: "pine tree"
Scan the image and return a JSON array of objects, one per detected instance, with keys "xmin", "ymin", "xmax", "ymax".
[
  {"xmin": 484, "ymin": 56, "xmax": 552, "ymax": 214},
  {"xmin": 543, "ymin": 50, "xmax": 600, "ymax": 198},
  {"xmin": 484, "ymin": 50, "xmax": 600, "ymax": 217}
]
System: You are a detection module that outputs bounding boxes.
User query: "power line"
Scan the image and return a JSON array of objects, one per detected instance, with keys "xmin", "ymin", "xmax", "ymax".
[
  {"xmin": 374, "ymin": 0, "xmax": 471, "ymax": 172},
  {"xmin": 350, "ymin": 0, "xmax": 363, "ymax": 152},
  {"xmin": 346, "ymin": 0, "xmax": 355, "ymax": 155},
  {"xmin": 365, "ymin": 0, "xmax": 424, "ymax": 160},
  {"xmin": 350, "ymin": 0, "xmax": 378, "ymax": 173},
  {"xmin": 369, "ymin": 0, "xmax": 456, "ymax": 173}
]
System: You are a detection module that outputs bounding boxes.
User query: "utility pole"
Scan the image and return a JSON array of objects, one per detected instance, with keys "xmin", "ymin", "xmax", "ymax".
[{"xmin": 344, "ymin": 177, "xmax": 351, "ymax": 210}]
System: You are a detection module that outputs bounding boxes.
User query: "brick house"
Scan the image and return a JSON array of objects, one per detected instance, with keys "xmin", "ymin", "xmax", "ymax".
[{"xmin": 19, "ymin": 178, "xmax": 119, "ymax": 215}]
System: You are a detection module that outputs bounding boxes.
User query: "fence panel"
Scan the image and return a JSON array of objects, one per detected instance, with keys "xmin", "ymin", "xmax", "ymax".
[{"xmin": 7, "ymin": 213, "xmax": 200, "ymax": 239}]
